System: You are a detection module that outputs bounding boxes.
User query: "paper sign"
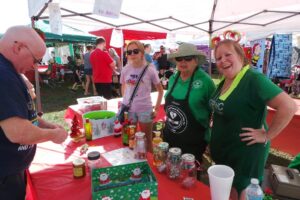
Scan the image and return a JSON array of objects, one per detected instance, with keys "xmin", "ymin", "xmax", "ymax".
[
  {"xmin": 48, "ymin": 3, "xmax": 62, "ymax": 35},
  {"xmin": 93, "ymin": 0, "xmax": 123, "ymax": 19},
  {"xmin": 102, "ymin": 148, "xmax": 146, "ymax": 166},
  {"xmin": 110, "ymin": 29, "xmax": 124, "ymax": 48}
]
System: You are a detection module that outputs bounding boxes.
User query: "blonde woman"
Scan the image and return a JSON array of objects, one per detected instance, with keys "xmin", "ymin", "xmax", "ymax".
[
  {"xmin": 210, "ymin": 39, "xmax": 297, "ymax": 200},
  {"xmin": 120, "ymin": 41, "xmax": 164, "ymax": 152}
]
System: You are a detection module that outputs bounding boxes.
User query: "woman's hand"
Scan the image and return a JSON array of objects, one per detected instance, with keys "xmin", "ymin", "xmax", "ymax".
[{"xmin": 239, "ymin": 127, "xmax": 268, "ymax": 146}]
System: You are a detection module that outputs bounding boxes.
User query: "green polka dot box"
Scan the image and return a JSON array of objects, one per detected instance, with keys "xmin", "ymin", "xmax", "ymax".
[{"xmin": 92, "ymin": 161, "xmax": 158, "ymax": 200}]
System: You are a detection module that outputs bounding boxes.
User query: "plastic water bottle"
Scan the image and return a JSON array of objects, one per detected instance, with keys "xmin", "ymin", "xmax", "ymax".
[{"xmin": 246, "ymin": 178, "xmax": 264, "ymax": 200}]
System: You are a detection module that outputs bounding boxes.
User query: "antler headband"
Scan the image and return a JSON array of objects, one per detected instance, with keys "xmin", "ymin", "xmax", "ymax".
[{"xmin": 210, "ymin": 30, "xmax": 241, "ymax": 48}]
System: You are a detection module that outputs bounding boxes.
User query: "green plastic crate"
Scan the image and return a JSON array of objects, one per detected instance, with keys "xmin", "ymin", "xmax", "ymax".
[{"xmin": 91, "ymin": 161, "xmax": 158, "ymax": 200}]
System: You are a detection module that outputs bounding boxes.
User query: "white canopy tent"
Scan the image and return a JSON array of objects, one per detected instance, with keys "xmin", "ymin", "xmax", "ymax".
[
  {"xmin": 29, "ymin": 0, "xmax": 300, "ymax": 40},
  {"xmin": 28, "ymin": 0, "xmax": 300, "ymax": 113}
]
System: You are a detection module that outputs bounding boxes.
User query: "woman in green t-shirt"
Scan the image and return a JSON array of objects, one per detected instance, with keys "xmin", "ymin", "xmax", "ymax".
[{"xmin": 210, "ymin": 39, "xmax": 297, "ymax": 200}]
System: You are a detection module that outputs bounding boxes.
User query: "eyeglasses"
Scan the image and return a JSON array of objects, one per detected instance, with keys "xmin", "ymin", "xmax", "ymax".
[
  {"xmin": 24, "ymin": 46, "xmax": 42, "ymax": 65},
  {"xmin": 14, "ymin": 41, "xmax": 42, "ymax": 65},
  {"xmin": 175, "ymin": 56, "xmax": 195, "ymax": 62},
  {"xmin": 127, "ymin": 49, "xmax": 140, "ymax": 55}
]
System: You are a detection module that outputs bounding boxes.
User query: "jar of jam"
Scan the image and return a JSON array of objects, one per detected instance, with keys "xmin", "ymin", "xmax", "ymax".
[{"xmin": 73, "ymin": 158, "xmax": 86, "ymax": 178}]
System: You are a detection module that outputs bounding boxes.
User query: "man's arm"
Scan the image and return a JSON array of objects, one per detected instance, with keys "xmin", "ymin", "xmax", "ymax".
[{"xmin": 0, "ymin": 117, "xmax": 68, "ymax": 144}]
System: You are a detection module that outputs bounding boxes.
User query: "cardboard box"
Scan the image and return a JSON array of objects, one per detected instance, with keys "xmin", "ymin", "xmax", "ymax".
[
  {"xmin": 83, "ymin": 111, "xmax": 116, "ymax": 140},
  {"xmin": 269, "ymin": 164, "xmax": 300, "ymax": 199},
  {"xmin": 91, "ymin": 161, "xmax": 158, "ymax": 200}
]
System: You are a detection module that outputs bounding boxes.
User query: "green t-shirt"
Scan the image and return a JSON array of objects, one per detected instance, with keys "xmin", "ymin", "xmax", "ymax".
[
  {"xmin": 165, "ymin": 68, "xmax": 216, "ymax": 128},
  {"xmin": 210, "ymin": 66, "xmax": 282, "ymax": 191}
]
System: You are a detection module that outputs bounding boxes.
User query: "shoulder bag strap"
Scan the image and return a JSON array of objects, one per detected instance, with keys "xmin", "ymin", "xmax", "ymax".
[{"xmin": 127, "ymin": 65, "xmax": 149, "ymax": 107}]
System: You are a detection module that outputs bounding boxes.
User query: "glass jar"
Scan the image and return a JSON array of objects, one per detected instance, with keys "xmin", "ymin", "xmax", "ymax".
[
  {"xmin": 73, "ymin": 158, "xmax": 86, "ymax": 179},
  {"xmin": 180, "ymin": 153, "xmax": 196, "ymax": 188},
  {"xmin": 166, "ymin": 147, "xmax": 182, "ymax": 179},
  {"xmin": 87, "ymin": 151, "xmax": 101, "ymax": 171},
  {"xmin": 134, "ymin": 132, "xmax": 147, "ymax": 159},
  {"xmin": 155, "ymin": 142, "xmax": 169, "ymax": 173}
]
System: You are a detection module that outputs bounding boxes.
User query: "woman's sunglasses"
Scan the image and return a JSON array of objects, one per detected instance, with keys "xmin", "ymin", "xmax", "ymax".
[
  {"xmin": 127, "ymin": 49, "xmax": 140, "ymax": 55},
  {"xmin": 175, "ymin": 56, "xmax": 195, "ymax": 62}
]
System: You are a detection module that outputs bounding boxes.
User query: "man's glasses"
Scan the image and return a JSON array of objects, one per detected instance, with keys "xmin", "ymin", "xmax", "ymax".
[
  {"xmin": 127, "ymin": 49, "xmax": 140, "ymax": 55},
  {"xmin": 24, "ymin": 46, "xmax": 42, "ymax": 65},
  {"xmin": 14, "ymin": 41, "xmax": 42, "ymax": 65},
  {"xmin": 175, "ymin": 56, "xmax": 195, "ymax": 62}
]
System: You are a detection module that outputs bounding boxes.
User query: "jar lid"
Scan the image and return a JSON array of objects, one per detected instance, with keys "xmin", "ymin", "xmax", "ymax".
[
  {"xmin": 73, "ymin": 158, "xmax": 85, "ymax": 165},
  {"xmin": 88, "ymin": 151, "xmax": 100, "ymax": 160},
  {"xmin": 169, "ymin": 147, "xmax": 181, "ymax": 155},
  {"xmin": 158, "ymin": 142, "xmax": 169, "ymax": 150},
  {"xmin": 181, "ymin": 153, "xmax": 195, "ymax": 162}
]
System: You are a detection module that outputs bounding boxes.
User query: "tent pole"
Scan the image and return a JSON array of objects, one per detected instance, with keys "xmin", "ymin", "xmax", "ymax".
[
  {"xmin": 31, "ymin": 18, "xmax": 43, "ymax": 115},
  {"xmin": 208, "ymin": 19, "xmax": 213, "ymax": 76}
]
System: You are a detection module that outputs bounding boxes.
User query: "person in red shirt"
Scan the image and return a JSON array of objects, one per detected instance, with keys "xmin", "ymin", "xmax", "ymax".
[{"xmin": 90, "ymin": 37, "xmax": 116, "ymax": 99}]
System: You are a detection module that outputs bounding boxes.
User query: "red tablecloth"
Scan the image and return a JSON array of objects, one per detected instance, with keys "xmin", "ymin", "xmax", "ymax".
[
  {"xmin": 267, "ymin": 98, "xmax": 300, "ymax": 156},
  {"xmin": 28, "ymin": 136, "xmax": 211, "ymax": 200},
  {"xmin": 65, "ymin": 96, "xmax": 300, "ymax": 156},
  {"xmin": 24, "ymin": 65, "xmax": 49, "ymax": 82}
]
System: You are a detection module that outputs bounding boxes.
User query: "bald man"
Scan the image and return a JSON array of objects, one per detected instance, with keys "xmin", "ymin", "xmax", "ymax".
[{"xmin": 0, "ymin": 26, "xmax": 68, "ymax": 199}]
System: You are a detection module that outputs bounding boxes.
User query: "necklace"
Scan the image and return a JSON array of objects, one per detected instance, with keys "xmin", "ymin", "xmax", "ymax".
[{"xmin": 209, "ymin": 90, "xmax": 220, "ymax": 128}]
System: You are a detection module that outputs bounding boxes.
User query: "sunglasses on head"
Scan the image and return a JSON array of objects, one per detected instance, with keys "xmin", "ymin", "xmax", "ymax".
[
  {"xmin": 127, "ymin": 49, "xmax": 140, "ymax": 55},
  {"xmin": 175, "ymin": 56, "xmax": 195, "ymax": 62}
]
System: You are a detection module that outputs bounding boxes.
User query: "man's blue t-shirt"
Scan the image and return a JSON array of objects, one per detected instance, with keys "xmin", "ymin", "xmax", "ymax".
[{"xmin": 0, "ymin": 54, "xmax": 37, "ymax": 178}]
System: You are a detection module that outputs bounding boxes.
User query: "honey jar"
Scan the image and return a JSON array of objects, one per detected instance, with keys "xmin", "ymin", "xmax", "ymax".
[{"xmin": 73, "ymin": 158, "xmax": 86, "ymax": 178}]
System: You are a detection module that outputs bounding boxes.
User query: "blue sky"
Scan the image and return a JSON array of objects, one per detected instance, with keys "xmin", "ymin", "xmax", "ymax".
[{"xmin": 0, "ymin": 0, "xmax": 30, "ymax": 33}]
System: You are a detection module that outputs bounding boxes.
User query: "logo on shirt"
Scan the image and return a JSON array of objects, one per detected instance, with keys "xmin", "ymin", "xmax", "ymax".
[
  {"xmin": 166, "ymin": 105, "xmax": 188, "ymax": 134},
  {"xmin": 193, "ymin": 80, "xmax": 203, "ymax": 89},
  {"xmin": 18, "ymin": 144, "xmax": 34, "ymax": 151},
  {"xmin": 209, "ymin": 98, "xmax": 224, "ymax": 115}
]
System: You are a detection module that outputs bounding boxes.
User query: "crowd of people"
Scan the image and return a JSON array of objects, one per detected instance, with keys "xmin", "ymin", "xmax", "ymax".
[{"xmin": 0, "ymin": 25, "xmax": 298, "ymax": 200}]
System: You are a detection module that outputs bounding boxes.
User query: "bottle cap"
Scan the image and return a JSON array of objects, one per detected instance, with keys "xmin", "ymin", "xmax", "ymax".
[
  {"xmin": 250, "ymin": 178, "xmax": 259, "ymax": 185},
  {"xmin": 88, "ymin": 151, "xmax": 100, "ymax": 160},
  {"xmin": 86, "ymin": 118, "xmax": 90, "ymax": 123},
  {"xmin": 135, "ymin": 132, "xmax": 145, "ymax": 138}
]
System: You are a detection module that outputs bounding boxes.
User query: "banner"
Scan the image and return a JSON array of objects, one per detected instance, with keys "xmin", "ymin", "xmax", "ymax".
[
  {"xmin": 250, "ymin": 39, "xmax": 266, "ymax": 73},
  {"xmin": 48, "ymin": 3, "xmax": 62, "ymax": 35},
  {"xmin": 268, "ymin": 34, "xmax": 292, "ymax": 78},
  {"xmin": 93, "ymin": 0, "xmax": 123, "ymax": 19}
]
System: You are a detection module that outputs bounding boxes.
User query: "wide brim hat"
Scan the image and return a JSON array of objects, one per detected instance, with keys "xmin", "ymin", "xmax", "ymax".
[{"xmin": 168, "ymin": 42, "xmax": 206, "ymax": 65}]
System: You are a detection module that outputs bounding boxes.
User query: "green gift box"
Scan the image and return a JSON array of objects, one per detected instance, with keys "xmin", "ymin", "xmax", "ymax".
[{"xmin": 91, "ymin": 161, "xmax": 158, "ymax": 200}]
